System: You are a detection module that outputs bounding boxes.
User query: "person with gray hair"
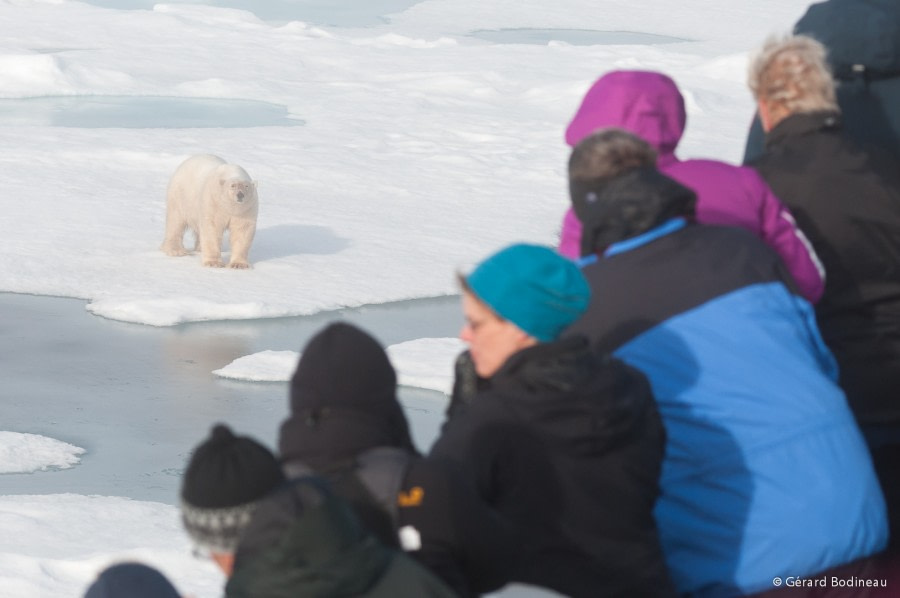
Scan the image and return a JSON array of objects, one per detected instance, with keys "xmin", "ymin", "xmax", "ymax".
[
  {"xmin": 748, "ymin": 34, "xmax": 840, "ymax": 131},
  {"xmin": 748, "ymin": 34, "xmax": 900, "ymax": 548},
  {"xmin": 567, "ymin": 127, "xmax": 888, "ymax": 596},
  {"xmin": 743, "ymin": 0, "xmax": 900, "ymax": 165}
]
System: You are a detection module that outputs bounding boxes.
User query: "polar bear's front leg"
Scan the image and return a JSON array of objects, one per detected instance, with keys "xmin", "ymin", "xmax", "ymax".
[
  {"xmin": 228, "ymin": 217, "xmax": 257, "ymax": 269},
  {"xmin": 200, "ymin": 217, "xmax": 226, "ymax": 268}
]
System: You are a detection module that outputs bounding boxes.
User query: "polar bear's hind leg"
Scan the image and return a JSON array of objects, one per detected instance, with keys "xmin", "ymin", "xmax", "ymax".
[{"xmin": 161, "ymin": 202, "xmax": 189, "ymax": 256}]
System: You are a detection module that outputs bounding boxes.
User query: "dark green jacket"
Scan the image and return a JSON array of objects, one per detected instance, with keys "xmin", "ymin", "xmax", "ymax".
[{"xmin": 226, "ymin": 478, "xmax": 457, "ymax": 598}]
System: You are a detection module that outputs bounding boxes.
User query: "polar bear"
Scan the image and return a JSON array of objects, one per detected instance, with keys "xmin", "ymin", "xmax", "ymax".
[{"xmin": 161, "ymin": 154, "xmax": 259, "ymax": 268}]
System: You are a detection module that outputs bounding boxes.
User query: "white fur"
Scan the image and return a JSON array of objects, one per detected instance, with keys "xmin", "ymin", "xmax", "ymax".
[{"xmin": 161, "ymin": 154, "xmax": 259, "ymax": 268}]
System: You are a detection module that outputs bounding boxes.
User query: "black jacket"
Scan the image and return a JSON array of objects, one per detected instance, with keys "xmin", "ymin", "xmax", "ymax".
[
  {"xmin": 751, "ymin": 111, "xmax": 900, "ymax": 425},
  {"xmin": 279, "ymin": 322, "xmax": 514, "ymax": 597},
  {"xmin": 430, "ymin": 336, "xmax": 675, "ymax": 598},
  {"xmin": 226, "ymin": 478, "xmax": 456, "ymax": 598},
  {"xmin": 743, "ymin": 0, "xmax": 900, "ymax": 164}
]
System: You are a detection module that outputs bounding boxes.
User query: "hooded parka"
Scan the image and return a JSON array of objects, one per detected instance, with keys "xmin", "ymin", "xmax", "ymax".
[{"xmin": 560, "ymin": 70, "xmax": 824, "ymax": 303}]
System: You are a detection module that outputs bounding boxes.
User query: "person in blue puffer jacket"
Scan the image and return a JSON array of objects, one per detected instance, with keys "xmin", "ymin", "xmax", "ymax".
[{"xmin": 566, "ymin": 127, "xmax": 888, "ymax": 597}]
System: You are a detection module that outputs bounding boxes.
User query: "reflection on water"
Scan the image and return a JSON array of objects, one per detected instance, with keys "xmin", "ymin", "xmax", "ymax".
[
  {"xmin": 0, "ymin": 96, "xmax": 304, "ymax": 129},
  {"xmin": 81, "ymin": 0, "xmax": 423, "ymax": 27},
  {"xmin": 469, "ymin": 28, "xmax": 690, "ymax": 46},
  {"xmin": 0, "ymin": 292, "xmax": 460, "ymax": 503}
]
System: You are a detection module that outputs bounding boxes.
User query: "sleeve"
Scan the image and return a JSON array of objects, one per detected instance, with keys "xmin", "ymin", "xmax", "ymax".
[
  {"xmin": 430, "ymin": 405, "xmax": 494, "ymax": 501},
  {"xmin": 558, "ymin": 207, "xmax": 583, "ymax": 259},
  {"xmin": 445, "ymin": 351, "xmax": 480, "ymax": 421},
  {"xmin": 745, "ymin": 167, "xmax": 826, "ymax": 303},
  {"xmin": 400, "ymin": 461, "xmax": 518, "ymax": 597}
]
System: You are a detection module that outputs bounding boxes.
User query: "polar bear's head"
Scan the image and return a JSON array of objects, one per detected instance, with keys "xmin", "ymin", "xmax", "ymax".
[{"xmin": 216, "ymin": 164, "xmax": 258, "ymax": 212}]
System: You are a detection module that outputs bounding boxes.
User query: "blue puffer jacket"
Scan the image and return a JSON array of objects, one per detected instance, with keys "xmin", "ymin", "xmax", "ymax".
[{"xmin": 567, "ymin": 169, "xmax": 888, "ymax": 597}]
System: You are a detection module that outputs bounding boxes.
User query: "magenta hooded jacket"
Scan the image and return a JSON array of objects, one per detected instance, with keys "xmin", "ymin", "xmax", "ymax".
[{"xmin": 560, "ymin": 70, "xmax": 824, "ymax": 303}]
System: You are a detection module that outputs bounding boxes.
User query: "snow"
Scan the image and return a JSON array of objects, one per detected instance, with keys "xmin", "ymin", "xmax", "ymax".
[
  {"xmin": 0, "ymin": 433, "xmax": 85, "ymax": 474},
  {"xmin": 0, "ymin": 0, "xmax": 811, "ymax": 329},
  {"xmin": 387, "ymin": 337, "xmax": 467, "ymax": 394},
  {"xmin": 212, "ymin": 337, "xmax": 465, "ymax": 393},
  {"xmin": 211, "ymin": 349, "xmax": 299, "ymax": 381},
  {"xmin": 0, "ymin": 494, "xmax": 221, "ymax": 598},
  {"xmin": 0, "ymin": 0, "xmax": 815, "ymax": 595}
]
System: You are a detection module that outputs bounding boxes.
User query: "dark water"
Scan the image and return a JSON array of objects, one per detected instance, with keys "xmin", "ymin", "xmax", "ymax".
[{"xmin": 0, "ymin": 292, "xmax": 460, "ymax": 504}]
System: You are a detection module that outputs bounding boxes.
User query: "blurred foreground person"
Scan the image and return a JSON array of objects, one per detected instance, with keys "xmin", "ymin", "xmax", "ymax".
[
  {"xmin": 566, "ymin": 128, "xmax": 888, "ymax": 596},
  {"xmin": 180, "ymin": 424, "xmax": 455, "ymax": 598},
  {"xmin": 748, "ymin": 34, "xmax": 900, "ymax": 546},
  {"xmin": 279, "ymin": 322, "xmax": 514, "ymax": 597},
  {"xmin": 430, "ymin": 243, "xmax": 675, "ymax": 597},
  {"xmin": 84, "ymin": 562, "xmax": 180, "ymax": 598},
  {"xmin": 559, "ymin": 69, "xmax": 824, "ymax": 303}
]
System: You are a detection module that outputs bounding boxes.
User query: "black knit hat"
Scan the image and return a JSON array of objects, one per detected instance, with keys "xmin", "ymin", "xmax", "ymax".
[
  {"xmin": 180, "ymin": 424, "xmax": 285, "ymax": 553},
  {"xmin": 279, "ymin": 322, "xmax": 417, "ymax": 465},
  {"xmin": 290, "ymin": 322, "xmax": 397, "ymax": 413}
]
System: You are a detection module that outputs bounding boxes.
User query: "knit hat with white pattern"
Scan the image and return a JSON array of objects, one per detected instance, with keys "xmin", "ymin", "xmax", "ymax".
[{"xmin": 180, "ymin": 424, "xmax": 285, "ymax": 553}]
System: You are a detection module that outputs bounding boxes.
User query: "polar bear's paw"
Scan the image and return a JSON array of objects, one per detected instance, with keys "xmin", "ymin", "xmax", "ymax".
[
  {"xmin": 161, "ymin": 244, "xmax": 189, "ymax": 257},
  {"xmin": 203, "ymin": 259, "xmax": 226, "ymax": 268},
  {"xmin": 228, "ymin": 261, "xmax": 251, "ymax": 269}
]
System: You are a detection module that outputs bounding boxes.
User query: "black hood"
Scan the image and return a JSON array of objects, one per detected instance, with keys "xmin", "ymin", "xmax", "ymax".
[
  {"xmin": 570, "ymin": 166, "xmax": 696, "ymax": 257},
  {"xmin": 488, "ymin": 336, "xmax": 660, "ymax": 458},
  {"xmin": 279, "ymin": 323, "xmax": 417, "ymax": 470}
]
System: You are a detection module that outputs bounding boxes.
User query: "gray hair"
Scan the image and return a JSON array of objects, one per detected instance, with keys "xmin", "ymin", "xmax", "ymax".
[
  {"xmin": 568, "ymin": 128, "xmax": 657, "ymax": 182},
  {"xmin": 748, "ymin": 34, "xmax": 839, "ymax": 114}
]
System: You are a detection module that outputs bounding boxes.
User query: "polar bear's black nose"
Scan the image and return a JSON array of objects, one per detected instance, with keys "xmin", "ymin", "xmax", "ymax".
[{"xmin": 237, "ymin": 191, "xmax": 244, "ymax": 201}]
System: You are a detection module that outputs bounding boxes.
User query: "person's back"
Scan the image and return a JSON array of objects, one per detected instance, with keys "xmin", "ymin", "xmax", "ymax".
[
  {"xmin": 279, "ymin": 322, "xmax": 513, "ymax": 597},
  {"xmin": 747, "ymin": 36, "xmax": 900, "ymax": 424},
  {"xmin": 565, "ymin": 129, "xmax": 888, "ymax": 596},
  {"xmin": 560, "ymin": 69, "xmax": 824, "ymax": 303},
  {"xmin": 747, "ymin": 34, "xmax": 900, "ymax": 548},
  {"xmin": 429, "ymin": 244, "xmax": 675, "ymax": 598},
  {"xmin": 226, "ymin": 477, "xmax": 457, "ymax": 598},
  {"xmin": 751, "ymin": 111, "xmax": 900, "ymax": 409}
]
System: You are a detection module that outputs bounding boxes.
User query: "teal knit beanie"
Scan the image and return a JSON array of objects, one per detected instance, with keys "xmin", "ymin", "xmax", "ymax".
[{"xmin": 466, "ymin": 244, "xmax": 591, "ymax": 342}]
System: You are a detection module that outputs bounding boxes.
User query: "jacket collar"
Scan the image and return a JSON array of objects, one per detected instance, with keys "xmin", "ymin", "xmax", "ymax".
[{"xmin": 766, "ymin": 110, "xmax": 842, "ymax": 148}]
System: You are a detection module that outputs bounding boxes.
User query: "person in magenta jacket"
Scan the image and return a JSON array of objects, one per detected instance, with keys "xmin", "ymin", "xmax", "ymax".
[{"xmin": 559, "ymin": 70, "xmax": 825, "ymax": 303}]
